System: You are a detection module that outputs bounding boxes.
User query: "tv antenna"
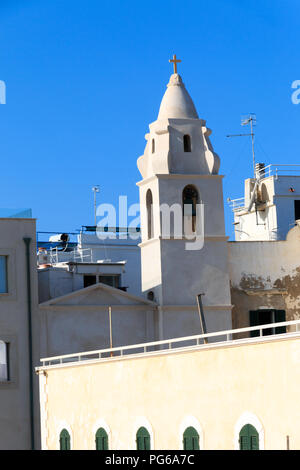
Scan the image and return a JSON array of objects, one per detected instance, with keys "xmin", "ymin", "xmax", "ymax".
[
  {"xmin": 92, "ymin": 185, "xmax": 100, "ymax": 228},
  {"xmin": 227, "ymin": 114, "xmax": 256, "ymax": 178}
]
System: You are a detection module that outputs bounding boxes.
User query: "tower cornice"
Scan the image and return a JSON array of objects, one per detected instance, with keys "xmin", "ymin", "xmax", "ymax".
[{"xmin": 137, "ymin": 173, "xmax": 224, "ymax": 187}]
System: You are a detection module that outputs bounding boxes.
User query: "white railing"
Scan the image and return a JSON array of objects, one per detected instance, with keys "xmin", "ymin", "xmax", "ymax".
[
  {"xmin": 39, "ymin": 319, "xmax": 300, "ymax": 368},
  {"xmin": 228, "ymin": 164, "xmax": 300, "ymax": 213},
  {"xmin": 48, "ymin": 247, "xmax": 92, "ymax": 264},
  {"xmin": 258, "ymin": 164, "xmax": 300, "ymax": 179},
  {"xmin": 72, "ymin": 247, "xmax": 92, "ymax": 263},
  {"xmin": 227, "ymin": 197, "xmax": 245, "ymax": 211}
]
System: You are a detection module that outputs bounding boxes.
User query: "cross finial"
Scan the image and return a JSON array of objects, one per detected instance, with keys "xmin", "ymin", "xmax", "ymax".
[{"xmin": 169, "ymin": 54, "xmax": 181, "ymax": 74}]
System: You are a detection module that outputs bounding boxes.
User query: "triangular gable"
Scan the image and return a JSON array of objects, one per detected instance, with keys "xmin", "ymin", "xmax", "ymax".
[{"xmin": 39, "ymin": 282, "xmax": 157, "ymax": 307}]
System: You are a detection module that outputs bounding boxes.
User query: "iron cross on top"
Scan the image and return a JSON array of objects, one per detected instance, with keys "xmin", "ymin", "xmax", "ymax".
[{"xmin": 169, "ymin": 54, "xmax": 181, "ymax": 74}]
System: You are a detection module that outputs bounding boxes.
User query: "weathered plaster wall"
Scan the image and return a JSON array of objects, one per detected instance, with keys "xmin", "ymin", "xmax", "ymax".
[{"xmin": 229, "ymin": 224, "xmax": 300, "ymax": 330}]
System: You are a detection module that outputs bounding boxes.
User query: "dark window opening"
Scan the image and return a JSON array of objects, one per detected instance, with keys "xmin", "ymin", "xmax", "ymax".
[
  {"xmin": 152, "ymin": 139, "xmax": 155, "ymax": 153},
  {"xmin": 183, "ymin": 134, "xmax": 191, "ymax": 152},
  {"xmin": 294, "ymin": 200, "xmax": 300, "ymax": 221},
  {"xmin": 249, "ymin": 309, "xmax": 286, "ymax": 337},
  {"xmin": 99, "ymin": 275, "xmax": 120, "ymax": 288},
  {"xmin": 182, "ymin": 185, "xmax": 199, "ymax": 233},
  {"xmin": 84, "ymin": 275, "xmax": 97, "ymax": 288},
  {"xmin": 146, "ymin": 189, "xmax": 154, "ymax": 239},
  {"xmin": 147, "ymin": 291, "xmax": 154, "ymax": 301}
]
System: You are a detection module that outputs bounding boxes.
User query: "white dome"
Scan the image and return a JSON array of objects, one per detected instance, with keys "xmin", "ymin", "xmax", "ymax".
[{"xmin": 157, "ymin": 74, "xmax": 199, "ymax": 120}]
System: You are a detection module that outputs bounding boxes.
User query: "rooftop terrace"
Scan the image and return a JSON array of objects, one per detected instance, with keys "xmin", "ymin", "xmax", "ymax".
[{"xmin": 37, "ymin": 318, "xmax": 300, "ymax": 371}]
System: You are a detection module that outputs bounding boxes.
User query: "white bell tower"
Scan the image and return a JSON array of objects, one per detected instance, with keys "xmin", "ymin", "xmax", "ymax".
[{"xmin": 137, "ymin": 56, "xmax": 232, "ymax": 340}]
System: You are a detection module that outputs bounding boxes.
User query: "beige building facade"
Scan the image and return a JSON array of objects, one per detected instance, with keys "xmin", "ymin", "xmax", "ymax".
[{"xmin": 37, "ymin": 324, "xmax": 300, "ymax": 450}]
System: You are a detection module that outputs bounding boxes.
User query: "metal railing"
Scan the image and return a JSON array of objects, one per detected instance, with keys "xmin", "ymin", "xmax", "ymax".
[
  {"xmin": 48, "ymin": 247, "xmax": 92, "ymax": 264},
  {"xmin": 72, "ymin": 247, "xmax": 92, "ymax": 263},
  {"xmin": 228, "ymin": 164, "xmax": 300, "ymax": 212},
  {"xmin": 258, "ymin": 164, "xmax": 300, "ymax": 179},
  {"xmin": 39, "ymin": 319, "xmax": 300, "ymax": 368},
  {"xmin": 228, "ymin": 197, "xmax": 245, "ymax": 211}
]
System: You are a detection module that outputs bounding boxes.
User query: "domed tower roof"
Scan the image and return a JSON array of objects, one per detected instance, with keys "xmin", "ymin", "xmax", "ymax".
[
  {"xmin": 137, "ymin": 55, "xmax": 220, "ymax": 179},
  {"xmin": 157, "ymin": 73, "xmax": 199, "ymax": 120}
]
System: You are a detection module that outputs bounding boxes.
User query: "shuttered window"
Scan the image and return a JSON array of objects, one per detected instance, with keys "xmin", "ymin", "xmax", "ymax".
[
  {"xmin": 59, "ymin": 429, "xmax": 71, "ymax": 450},
  {"xmin": 136, "ymin": 427, "xmax": 151, "ymax": 450},
  {"xmin": 95, "ymin": 427, "xmax": 108, "ymax": 450},
  {"xmin": 183, "ymin": 426, "xmax": 200, "ymax": 450},
  {"xmin": 239, "ymin": 424, "xmax": 259, "ymax": 450}
]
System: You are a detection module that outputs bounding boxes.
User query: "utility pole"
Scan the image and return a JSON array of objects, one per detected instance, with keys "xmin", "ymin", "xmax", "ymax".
[
  {"xmin": 109, "ymin": 306, "xmax": 113, "ymax": 357},
  {"xmin": 196, "ymin": 294, "xmax": 208, "ymax": 344},
  {"xmin": 92, "ymin": 185, "xmax": 100, "ymax": 228}
]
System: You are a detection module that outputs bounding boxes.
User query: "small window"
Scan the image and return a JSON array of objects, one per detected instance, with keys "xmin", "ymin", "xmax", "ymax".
[
  {"xmin": 239, "ymin": 424, "xmax": 259, "ymax": 450},
  {"xmin": 95, "ymin": 428, "xmax": 108, "ymax": 450},
  {"xmin": 147, "ymin": 291, "xmax": 154, "ymax": 301},
  {"xmin": 183, "ymin": 427, "xmax": 200, "ymax": 450},
  {"xmin": 99, "ymin": 275, "xmax": 120, "ymax": 288},
  {"xmin": 183, "ymin": 134, "xmax": 191, "ymax": 152},
  {"xmin": 0, "ymin": 341, "xmax": 8, "ymax": 381},
  {"xmin": 152, "ymin": 139, "xmax": 155, "ymax": 153},
  {"xmin": 182, "ymin": 185, "xmax": 199, "ymax": 233},
  {"xmin": 59, "ymin": 429, "xmax": 71, "ymax": 450},
  {"xmin": 136, "ymin": 427, "xmax": 151, "ymax": 450},
  {"xmin": 84, "ymin": 275, "xmax": 97, "ymax": 288},
  {"xmin": 0, "ymin": 256, "xmax": 8, "ymax": 294},
  {"xmin": 146, "ymin": 189, "xmax": 154, "ymax": 239}
]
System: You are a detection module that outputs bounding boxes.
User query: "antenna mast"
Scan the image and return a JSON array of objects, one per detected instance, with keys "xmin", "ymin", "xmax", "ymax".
[
  {"xmin": 227, "ymin": 113, "xmax": 257, "ymax": 179},
  {"xmin": 92, "ymin": 185, "xmax": 100, "ymax": 228}
]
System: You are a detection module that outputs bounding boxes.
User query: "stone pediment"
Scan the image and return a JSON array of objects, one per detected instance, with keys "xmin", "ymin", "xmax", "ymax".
[{"xmin": 39, "ymin": 282, "xmax": 156, "ymax": 307}]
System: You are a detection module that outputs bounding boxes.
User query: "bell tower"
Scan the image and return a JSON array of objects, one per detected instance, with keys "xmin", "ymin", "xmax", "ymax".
[{"xmin": 137, "ymin": 56, "xmax": 232, "ymax": 340}]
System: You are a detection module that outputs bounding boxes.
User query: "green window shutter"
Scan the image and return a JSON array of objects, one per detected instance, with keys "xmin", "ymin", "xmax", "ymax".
[
  {"xmin": 183, "ymin": 427, "xmax": 200, "ymax": 450},
  {"xmin": 95, "ymin": 428, "xmax": 108, "ymax": 450},
  {"xmin": 251, "ymin": 435, "xmax": 259, "ymax": 450},
  {"xmin": 239, "ymin": 435, "xmax": 249, "ymax": 450},
  {"xmin": 59, "ymin": 429, "xmax": 70, "ymax": 450},
  {"xmin": 136, "ymin": 427, "xmax": 151, "ymax": 450},
  {"xmin": 274, "ymin": 310, "xmax": 286, "ymax": 334},
  {"xmin": 249, "ymin": 311, "xmax": 260, "ymax": 337},
  {"xmin": 239, "ymin": 424, "xmax": 259, "ymax": 450}
]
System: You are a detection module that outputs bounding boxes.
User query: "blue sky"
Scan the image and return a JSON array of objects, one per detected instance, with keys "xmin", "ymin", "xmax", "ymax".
[{"xmin": 0, "ymin": 0, "xmax": 299, "ymax": 239}]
